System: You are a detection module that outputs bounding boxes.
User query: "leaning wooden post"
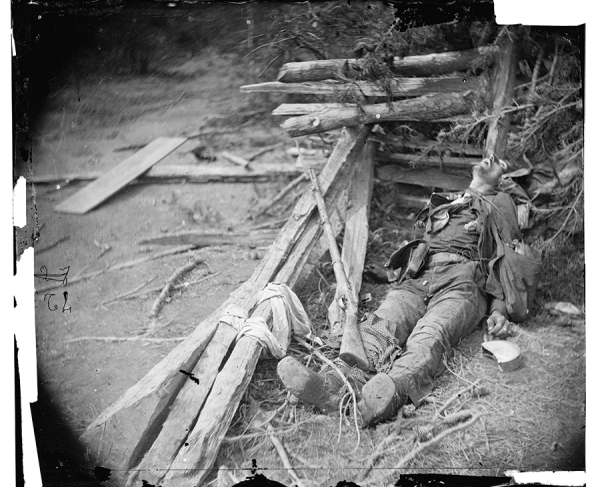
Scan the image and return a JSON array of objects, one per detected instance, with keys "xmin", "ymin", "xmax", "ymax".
[{"xmin": 484, "ymin": 26, "xmax": 522, "ymax": 158}]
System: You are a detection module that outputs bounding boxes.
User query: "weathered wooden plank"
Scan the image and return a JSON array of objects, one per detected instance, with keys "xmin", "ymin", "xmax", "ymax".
[
  {"xmin": 337, "ymin": 142, "xmax": 376, "ymax": 367},
  {"xmin": 124, "ymin": 322, "xmax": 237, "ymax": 487},
  {"xmin": 242, "ymin": 76, "xmax": 481, "ymax": 98},
  {"xmin": 54, "ymin": 137, "xmax": 187, "ymax": 214},
  {"xmin": 277, "ymin": 46, "xmax": 498, "ymax": 83},
  {"xmin": 79, "ymin": 126, "xmax": 371, "ymax": 480},
  {"xmin": 376, "ymin": 165, "xmax": 472, "ymax": 191},
  {"xmin": 32, "ymin": 163, "xmax": 303, "ymax": 185},
  {"xmin": 280, "ymin": 92, "xmax": 476, "ymax": 137},
  {"xmin": 127, "ymin": 131, "xmax": 366, "ymax": 487}
]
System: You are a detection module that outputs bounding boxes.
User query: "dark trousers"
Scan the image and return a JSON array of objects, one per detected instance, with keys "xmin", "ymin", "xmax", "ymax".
[{"xmin": 372, "ymin": 260, "xmax": 487, "ymax": 404}]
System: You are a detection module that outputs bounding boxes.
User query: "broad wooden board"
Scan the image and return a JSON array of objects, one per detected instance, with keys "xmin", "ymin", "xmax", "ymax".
[{"xmin": 54, "ymin": 136, "xmax": 187, "ymax": 214}]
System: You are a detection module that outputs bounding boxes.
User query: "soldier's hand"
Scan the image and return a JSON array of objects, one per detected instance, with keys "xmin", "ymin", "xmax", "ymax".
[{"xmin": 487, "ymin": 311, "xmax": 512, "ymax": 338}]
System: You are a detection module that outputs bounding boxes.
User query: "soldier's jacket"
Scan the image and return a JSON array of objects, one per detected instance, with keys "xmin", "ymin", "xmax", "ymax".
[{"xmin": 388, "ymin": 188, "xmax": 521, "ymax": 316}]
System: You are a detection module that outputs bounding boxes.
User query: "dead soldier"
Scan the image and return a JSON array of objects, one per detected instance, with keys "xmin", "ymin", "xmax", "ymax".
[{"xmin": 278, "ymin": 154, "xmax": 533, "ymax": 427}]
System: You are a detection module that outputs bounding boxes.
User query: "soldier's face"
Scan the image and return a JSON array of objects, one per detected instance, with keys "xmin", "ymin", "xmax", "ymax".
[{"xmin": 472, "ymin": 157, "xmax": 507, "ymax": 186}]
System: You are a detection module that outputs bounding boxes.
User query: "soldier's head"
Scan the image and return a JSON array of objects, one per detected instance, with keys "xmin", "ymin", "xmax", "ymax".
[{"xmin": 470, "ymin": 155, "xmax": 509, "ymax": 191}]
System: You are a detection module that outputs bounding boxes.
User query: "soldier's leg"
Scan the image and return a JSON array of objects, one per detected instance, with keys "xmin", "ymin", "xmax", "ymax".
[
  {"xmin": 277, "ymin": 280, "xmax": 426, "ymax": 412},
  {"xmin": 359, "ymin": 263, "xmax": 488, "ymax": 426},
  {"xmin": 360, "ymin": 280, "xmax": 427, "ymax": 371}
]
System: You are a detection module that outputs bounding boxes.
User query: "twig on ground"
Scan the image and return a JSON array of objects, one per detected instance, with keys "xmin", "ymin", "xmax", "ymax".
[
  {"xmin": 124, "ymin": 272, "xmax": 220, "ymax": 300},
  {"xmin": 149, "ymin": 257, "xmax": 203, "ymax": 318},
  {"xmin": 65, "ymin": 336, "xmax": 185, "ymax": 344},
  {"xmin": 36, "ymin": 244, "xmax": 197, "ymax": 292},
  {"xmin": 247, "ymin": 217, "xmax": 289, "ymax": 231},
  {"xmin": 481, "ymin": 416, "xmax": 490, "ymax": 453},
  {"xmin": 255, "ymin": 398, "xmax": 290, "ymax": 429},
  {"xmin": 254, "ymin": 173, "xmax": 307, "ymax": 218},
  {"xmin": 547, "ymin": 40, "xmax": 560, "ymax": 87},
  {"xmin": 36, "ymin": 235, "xmax": 71, "ymax": 254},
  {"xmin": 267, "ymin": 423, "xmax": 307, "ymax": 487},
  {"xmin": 98, "ymin": 276, "xmax": 157, "ymax": 307},
  {"xmin": 436, "ymin": 380, "xmax": 481, "ymax": 417},
  {"xmin": 248, "ymin": 142, "xmax": 285, "ymax": 161},
  {"xmin": 356, "ymin": 437, "xmax": 414, "ymax": 481},
  {"xmin": 443, "ymin": 360, "xmax": 480, "ymax": 388},
  {"xmin": 391, "ymin": 411, "xmax": 487, "ymax": 470}
]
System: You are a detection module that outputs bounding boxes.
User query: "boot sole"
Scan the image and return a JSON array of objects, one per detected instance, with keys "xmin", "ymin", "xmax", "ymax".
[
  {"xmin": 277, "ymin": 357, "xmax": 339, "ymax": 412},
  {"xmin": 358, "ymin": 373, "xmax": 403, "ymax": 427}
]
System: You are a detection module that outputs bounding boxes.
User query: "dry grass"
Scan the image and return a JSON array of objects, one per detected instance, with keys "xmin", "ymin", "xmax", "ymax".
[{"xmin": 207, "ymin": 181, "xmax": 585, "ymax": 486}]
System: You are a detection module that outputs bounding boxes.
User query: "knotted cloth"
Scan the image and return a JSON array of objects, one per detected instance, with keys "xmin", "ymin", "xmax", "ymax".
[{"xmin": 219, "ymin": 283, "xmax": 322, "ymax": 359}]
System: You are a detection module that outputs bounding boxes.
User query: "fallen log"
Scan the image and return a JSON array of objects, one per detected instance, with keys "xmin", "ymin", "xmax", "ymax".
[
  {"xmin": 277, "ymin": 46, "xmax": 498, "ymax": 83},
  {"xmin": 280, "ymin": 91, "xmax": 477, "ymax": 137},
  {"xmin": 80, "ymin": 126, "xmax": 371, "ymax": 483},
  {"xmin": 273, "ymin": 103, "xmax": 475, "ymax": 122},
  {"xmin": 137, "ymin": 230, "xmax": 279, "ymax": 247},
  {"xmin": 377, "ymin": 153, "xmax": 480, "ymax": 169},
  {"xmin": 125, "ymin": 127, "xmax": 371, "ymax": 487},
  {"xmin": 31, "ymin": 163, "xmax": 303, "ymax": 185},
  {"xmin": 376, "ymin": 165, "xmax": 472, "ymax": 191},
  {"xmin": 242, "ymin": 76, "xmax": 481, "ymax": 99}
]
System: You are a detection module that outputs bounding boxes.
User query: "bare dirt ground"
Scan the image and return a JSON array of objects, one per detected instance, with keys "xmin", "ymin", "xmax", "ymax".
[{"xmin": 29, "ymin": 6, "xmax": 585, "ymax": 487}]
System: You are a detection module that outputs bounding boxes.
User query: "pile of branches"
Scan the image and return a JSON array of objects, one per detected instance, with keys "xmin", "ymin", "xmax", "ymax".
[{"xmin": 436, "ymin": 27, "xmax": 583, "ymax": 245}]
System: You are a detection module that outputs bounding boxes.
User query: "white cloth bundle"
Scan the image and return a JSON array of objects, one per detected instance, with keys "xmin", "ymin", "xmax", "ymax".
[{"xmin": 219, "ymin": 283, "xmax": 322, "ymax": 359}]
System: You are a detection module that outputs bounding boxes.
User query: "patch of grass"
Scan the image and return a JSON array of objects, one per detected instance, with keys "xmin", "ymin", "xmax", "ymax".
[{"xmin": 211, "ymin": 176, "xmax": 584, "ymax": 485}]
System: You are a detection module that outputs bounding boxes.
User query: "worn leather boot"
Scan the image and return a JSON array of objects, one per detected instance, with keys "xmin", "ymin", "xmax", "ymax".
[
  {"xmin": 357, "ymin": 373, "xmax": 407, "ymax": 428},
  {"xmin": 277, "ymin": 357, "xmax": 340, "ymax": 412}
]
